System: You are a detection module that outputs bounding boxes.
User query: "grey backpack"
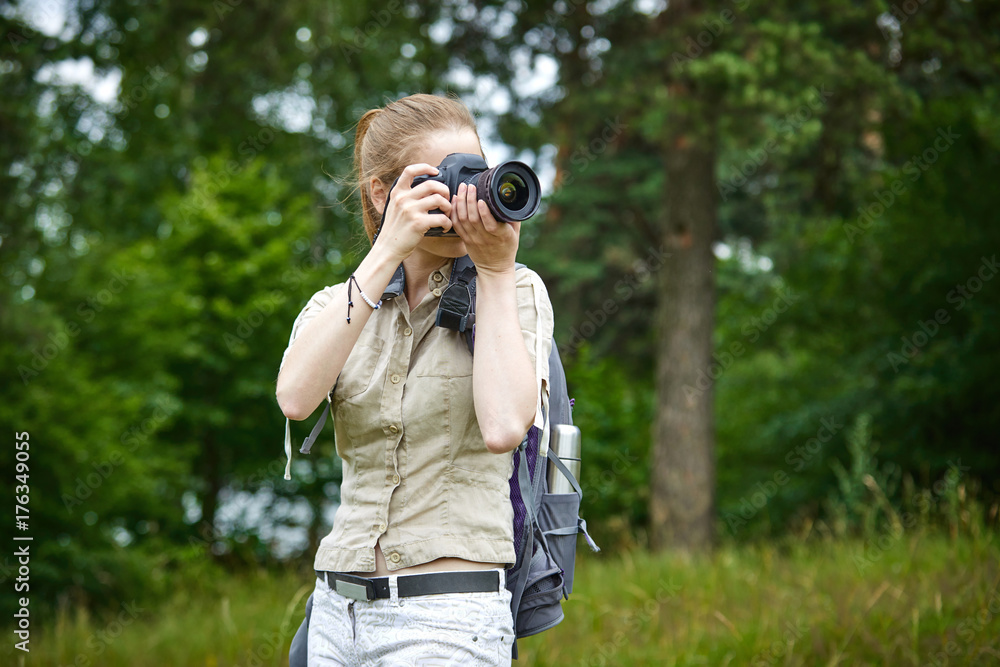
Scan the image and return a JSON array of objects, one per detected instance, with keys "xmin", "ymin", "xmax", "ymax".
[{"xmin": 287, "ymin": 257, "xmax": 599, "ymax": 663}]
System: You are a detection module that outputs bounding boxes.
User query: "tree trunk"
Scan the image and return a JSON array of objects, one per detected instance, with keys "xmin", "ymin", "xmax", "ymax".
[
  {"xmin": 199, "ymin": 432, "xmax": 221, "ymax": 553},
  {"xmin": 649, "ymin": 123, "xmax": 718, "ymax": 552}
]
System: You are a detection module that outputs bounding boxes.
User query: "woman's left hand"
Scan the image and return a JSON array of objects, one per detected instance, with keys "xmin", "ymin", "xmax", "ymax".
[{"xmin": 449, "ymin": 182, "xmax": 519, "ymax": 275}]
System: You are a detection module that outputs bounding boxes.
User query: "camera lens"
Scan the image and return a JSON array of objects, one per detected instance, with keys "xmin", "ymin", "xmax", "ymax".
[
  {"xmin": 473, "ymin": 160, "xmax": 540, "ymax": 222},
  {"xmin": 497, "ymin": 173, "xmax": 528, "ymax": 209}
]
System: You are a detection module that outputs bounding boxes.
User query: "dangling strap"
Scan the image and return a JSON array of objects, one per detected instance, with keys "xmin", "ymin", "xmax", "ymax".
[
  {"xmin": 300, "ymin": 400, "xmax": 333, "ymax": 455},
  {"xmin": 545, "ymin": 448, "xmax": 583, "ymax": 497},
  {"xmin": 283, "ymin": 418, "xmax": 293, "ymax": 481},
  {"xmin": 510, "ymin": 437, "xmax": 536, "ymax": 661},
  {"xmin": 283, "ymin": 396, "xmax": 335, "ymax": 481}
]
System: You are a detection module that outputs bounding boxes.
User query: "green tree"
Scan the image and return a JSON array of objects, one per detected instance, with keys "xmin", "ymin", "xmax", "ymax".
[
  {"xmin": 1, "ymin": 0, "xmax": 463, "ymax": 620},
  {"xmin": 439, "ymin": 0, "xmax": 1000, "ymax": 549}
]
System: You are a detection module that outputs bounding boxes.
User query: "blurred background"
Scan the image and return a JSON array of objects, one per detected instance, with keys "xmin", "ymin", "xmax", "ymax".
[{"xmin": 2, "ymin": 0, "xmax": 999, "ymax": 665}]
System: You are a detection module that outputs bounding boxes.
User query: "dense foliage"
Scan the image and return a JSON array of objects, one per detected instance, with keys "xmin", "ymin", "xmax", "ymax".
[{"xmin": 2, "ymin": 0, "xmax": 997, "ymax": 624}]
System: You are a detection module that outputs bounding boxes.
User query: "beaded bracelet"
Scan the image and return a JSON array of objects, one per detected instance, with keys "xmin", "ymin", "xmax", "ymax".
[{"xmin": 346, "ymin": 274, "xmax": 381, "ymax": 323}]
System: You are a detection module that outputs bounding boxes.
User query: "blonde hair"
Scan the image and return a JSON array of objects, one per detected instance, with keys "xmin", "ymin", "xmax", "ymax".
[{"xmin": 353, "ymin": 93, "xmax": 482, "ymax": 243}]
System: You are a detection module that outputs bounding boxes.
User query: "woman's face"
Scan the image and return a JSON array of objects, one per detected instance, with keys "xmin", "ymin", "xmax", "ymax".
[{"xmin": 374, "ymin": 128, "xmax": 484, "ymax": 260}]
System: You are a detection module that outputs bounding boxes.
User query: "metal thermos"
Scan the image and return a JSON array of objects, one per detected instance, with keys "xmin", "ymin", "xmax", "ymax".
[{"xmin": 547, "ymin": 424, "xmax": 581, "ymax": 494}]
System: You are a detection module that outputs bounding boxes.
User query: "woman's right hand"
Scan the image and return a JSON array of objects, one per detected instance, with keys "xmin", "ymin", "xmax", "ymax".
[{"xmin": 375, "ymin": 163, "xmax": 454, "ymax": 261}]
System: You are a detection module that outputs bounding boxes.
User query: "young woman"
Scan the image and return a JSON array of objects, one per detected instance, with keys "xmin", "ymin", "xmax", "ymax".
[{"xmin": 276, "ymin": 93, "xmax": 553, "ymax": 665}]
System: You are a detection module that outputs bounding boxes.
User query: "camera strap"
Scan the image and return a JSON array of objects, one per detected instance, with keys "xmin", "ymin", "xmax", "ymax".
[{"xmin": 436, "ymin": 255, "xmax": 478, "ymax": 355}]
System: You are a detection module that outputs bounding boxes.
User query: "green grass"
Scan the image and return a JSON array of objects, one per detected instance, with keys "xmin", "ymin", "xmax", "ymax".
[{"xmin": 7, "ymin": 530, "xmax": 999, "ymax": 666}]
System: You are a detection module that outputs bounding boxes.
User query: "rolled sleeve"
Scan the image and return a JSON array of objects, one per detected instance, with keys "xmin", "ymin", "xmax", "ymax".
[
  {"xmin": 515, "ymin": 267, "xmax": 554, "ymax": 430},
  {"xmin": 279, "ymin": 283, "xmax": 344, "ymax": 374},
  {"xmin": 279, "ymin": 283, "xmax": 343, "ymax": 480}
]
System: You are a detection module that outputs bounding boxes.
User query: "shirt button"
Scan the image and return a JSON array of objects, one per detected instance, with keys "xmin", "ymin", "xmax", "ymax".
[
  {"xmin": 403, "ymin": 327, "xmax": 412, "ymax": 336},
  {"xmin": 389, "ymin": 552, "xmax": 401, "ymax": 563},
  {"xmin": 392, "ymin": 474, "xmax": 400, "ymax": 484},
  {"xmin": 432, "ymin": 271, "xmax": 444, "ymax": 282},
  {"xmin": 378, "ymin": 522, "xmax": 387, "ymax": 532},
  {"xmin": 389, "ymin": 424, "xmax": 399, "ymax": 434},
  {"xmin": 391, "ymin": 374, "xmax": 401, "ymax": 384},
  {"xmin": 432, "ymin": 288, "xmax": 442, "ymax": 297}
]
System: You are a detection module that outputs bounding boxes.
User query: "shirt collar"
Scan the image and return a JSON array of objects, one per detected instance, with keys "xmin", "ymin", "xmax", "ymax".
[{"xmin": 381, "ymin": 258, "xmax": 456, "ymax": 301}]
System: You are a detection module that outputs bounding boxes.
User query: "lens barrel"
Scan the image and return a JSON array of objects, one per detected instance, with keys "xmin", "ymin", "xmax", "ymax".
[{"xmin": 470, "ymin": 160, "xmax": 540, "ymax": 223}]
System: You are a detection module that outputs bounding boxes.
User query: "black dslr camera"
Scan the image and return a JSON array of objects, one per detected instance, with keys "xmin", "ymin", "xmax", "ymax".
[{"xmin": 408, "ymin": 153, "xmax": 541, "ymax": 236}]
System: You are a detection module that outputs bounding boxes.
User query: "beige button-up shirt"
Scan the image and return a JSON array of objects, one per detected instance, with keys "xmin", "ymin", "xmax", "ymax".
[{"xmin": 279, "ymin": 259, "xmax": 553, "ymax": 573}]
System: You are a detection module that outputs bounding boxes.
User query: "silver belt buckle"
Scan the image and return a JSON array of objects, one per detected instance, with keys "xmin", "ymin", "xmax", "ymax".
[
  {"xmin": 335, "ymin": 580, "xmax": 369, "ymax": 600},
  {"xmin": 330, "ymin": 573, "xmax": 376, "ymax": 601}
]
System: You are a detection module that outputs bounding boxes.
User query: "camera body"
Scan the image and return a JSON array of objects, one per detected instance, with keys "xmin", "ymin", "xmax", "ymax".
[{"xmin": 410, "ymin": 153, "xmax": 541, "ymax": 236}]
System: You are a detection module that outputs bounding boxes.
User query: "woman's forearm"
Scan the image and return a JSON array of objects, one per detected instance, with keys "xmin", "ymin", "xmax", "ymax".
[
  {"xmin": 472, "ymin": 268, "xmax": 538, "ymax": 453},
  {"xmin": 275, "ymin": 246, "xmax": 400, "ymax": 420}
]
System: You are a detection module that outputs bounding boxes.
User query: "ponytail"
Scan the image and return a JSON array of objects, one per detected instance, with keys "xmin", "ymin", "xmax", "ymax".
[{"xmin": 353, "ymin": 109, "xmax": 382, "ymax": 243}]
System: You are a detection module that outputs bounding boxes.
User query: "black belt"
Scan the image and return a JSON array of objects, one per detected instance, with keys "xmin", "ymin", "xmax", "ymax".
[{"xmin": 316, "ymin": 569, "xmax": 501, "ymax": 602}]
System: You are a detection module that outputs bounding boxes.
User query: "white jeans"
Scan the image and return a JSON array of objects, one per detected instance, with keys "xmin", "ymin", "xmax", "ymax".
[{"xmin": 308, "ymin": 568, "xmax": 515, "ymax": 666}]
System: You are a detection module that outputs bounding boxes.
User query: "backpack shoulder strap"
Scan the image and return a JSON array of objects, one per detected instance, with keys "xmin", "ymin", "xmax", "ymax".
[
  {"xmin": 436, "ymin": 256, "xmax": 528, "ymax": 356},
  {"xmin": 546, "ymin": 343, "xmax": 572, "ymax": 427},
  {"xmin": 436, "ymin": 255, "xmax": 478, "ymax": 335}
]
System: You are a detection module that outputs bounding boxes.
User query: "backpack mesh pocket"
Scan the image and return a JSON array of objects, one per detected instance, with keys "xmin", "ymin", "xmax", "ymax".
[{"xmin": 515, "ymin": 527, "xmax": 566, "ymax": 637}]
